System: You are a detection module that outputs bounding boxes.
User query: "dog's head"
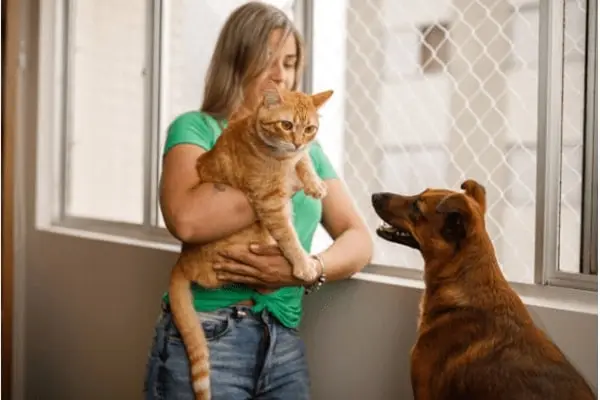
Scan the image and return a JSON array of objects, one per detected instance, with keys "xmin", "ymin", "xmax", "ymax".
[{"xmin": 371, "ymin": 179, "xmax": 487, "ymax": 256}]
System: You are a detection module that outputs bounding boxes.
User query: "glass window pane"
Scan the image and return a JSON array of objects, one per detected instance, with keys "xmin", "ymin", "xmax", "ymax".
[
  {"xmin": 314, "ymin": 0, "xmax": 542, "ymax": 282},
  {"xmin": 65, "ymin": 0, "xmax": 148, "ymax": 223},
  {"xmin": 156, "ymin": 1, "xmax": 295, "ymax": 228}
]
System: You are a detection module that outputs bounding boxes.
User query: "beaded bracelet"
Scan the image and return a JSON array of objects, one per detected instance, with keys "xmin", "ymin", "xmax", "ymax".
[{"xmin": 304, "ymin": 254, "xmax": 327, "ymax": 295}]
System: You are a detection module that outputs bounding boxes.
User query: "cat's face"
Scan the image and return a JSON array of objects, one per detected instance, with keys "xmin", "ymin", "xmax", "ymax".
[{"xmin": 255, "ymin": 87, "xmax": 334, "ymax": 157}]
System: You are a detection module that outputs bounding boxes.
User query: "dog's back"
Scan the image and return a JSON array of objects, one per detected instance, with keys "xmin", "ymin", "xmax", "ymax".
[
  {"xmin": 371, "ymin": 180, "xmax": 596, "ymax": 400},
  {"xmin": 415, "ymin": 305, "xmax": 595, "ymax": 400}
]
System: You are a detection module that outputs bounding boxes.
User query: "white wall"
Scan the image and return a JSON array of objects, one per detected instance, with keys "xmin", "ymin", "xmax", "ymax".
[
  {"xmin": 16, "ymin": 235, "xmax": 599, "ymax": 399},
  {"xmin": 302, "ymin": 281, "xmax": 598, "ymax": 399}
]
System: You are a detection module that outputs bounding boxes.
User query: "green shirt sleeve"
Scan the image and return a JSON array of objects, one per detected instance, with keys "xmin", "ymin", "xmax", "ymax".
[
  {"xmin": 310, "ymin": 141, "xmax": 339, "ymax": 180},
  {"xmin": 163, "ymin": 111, "xmax": 222, "ymax": 155}
]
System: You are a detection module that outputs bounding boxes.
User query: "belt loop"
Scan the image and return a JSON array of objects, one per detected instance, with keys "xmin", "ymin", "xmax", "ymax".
[
  {"xmin": 161, "ymin": 300, "xmax": 169, "ymax": 313},
  {"xmin": 259, "ymin": 308, "xmax": 270, "ymax": 324}
]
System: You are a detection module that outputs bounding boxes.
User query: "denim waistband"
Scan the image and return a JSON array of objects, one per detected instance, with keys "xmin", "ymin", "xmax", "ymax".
[{"xmin": 160, "ymin": 299, "xmax": 272, "ymax": 324}]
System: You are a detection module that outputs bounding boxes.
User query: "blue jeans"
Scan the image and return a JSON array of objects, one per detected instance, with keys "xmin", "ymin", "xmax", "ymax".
[{"xmin": 143, "ymin": 301, "xmax": 311, "ymax": 399}]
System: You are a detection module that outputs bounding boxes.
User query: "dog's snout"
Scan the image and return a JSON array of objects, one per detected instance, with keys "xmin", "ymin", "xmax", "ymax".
[{"xmin": 372, "ymin": 193, "xmax": 389, "ymax": 208}]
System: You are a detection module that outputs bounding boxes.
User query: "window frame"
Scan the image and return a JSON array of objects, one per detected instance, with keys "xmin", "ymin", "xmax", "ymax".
[
  {"xmin": 580, "ymin": 0, "xmax": 598, "ymax": 278},
  {"xmin": 45, "ymin": 0, "xmax": 169, "ymax": 241},
  {"xmin": 536, "ymin": 0, "xmax": 597, "ymax": 291},
  {"xmin": 37, "ymin": 0, "xmax": 309, "ymax": 247},
  {"xmin": 36, "ymin": 0, "xmax": 596, "ymax": 292},
  {"xmin": 301, "ymin": 0, "xmax": 597, "ymax": 291},
  {"xmin": 293, "ymin": 0, "xmax": 313, "ymax": 93}
]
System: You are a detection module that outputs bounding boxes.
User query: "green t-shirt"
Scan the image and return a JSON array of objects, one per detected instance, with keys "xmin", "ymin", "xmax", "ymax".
[{"xmin": 161, "ymin": 111, "xmax": 338, "ymax": 328}]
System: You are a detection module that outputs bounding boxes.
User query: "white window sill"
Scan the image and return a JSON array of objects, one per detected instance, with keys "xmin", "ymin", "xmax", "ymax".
[
  {"xmin": 353, "ymin": 271, "xmax": 598, "ymax": 316},
  {"xmin": 38, "ymin": 224, "xmax": 182, "ymax": 253},
  {"xmin": 39, "ymin": 225, "xmax": 598, "ymax": 316}
]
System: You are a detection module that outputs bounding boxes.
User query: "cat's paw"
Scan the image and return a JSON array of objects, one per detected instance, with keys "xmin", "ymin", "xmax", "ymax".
[
  {"xmin": 292, "ymin": 258, "xmax": 320, "ymax": 283},
  {"xmin": 304, "ymin": 180, "xmax": 328, "ymax": 199}
]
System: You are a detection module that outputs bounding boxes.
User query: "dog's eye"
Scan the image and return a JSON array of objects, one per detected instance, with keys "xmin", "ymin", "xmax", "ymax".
[
  {"xmin": 410, "ymin": 200, "xmax": 422, "ymax": 222},
  {"xmin": 412, "ymin": 201, "xmax": 421, "ymax": 214}
]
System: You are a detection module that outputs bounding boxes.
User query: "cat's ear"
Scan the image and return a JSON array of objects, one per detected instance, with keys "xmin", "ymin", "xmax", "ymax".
[
  {"xmin": 262, "ymin": 83, "xmax": 284, "ymax": 109},
  {"xmin": 311, "ymin": 90, "xmax": 334, "ymax": 109}
]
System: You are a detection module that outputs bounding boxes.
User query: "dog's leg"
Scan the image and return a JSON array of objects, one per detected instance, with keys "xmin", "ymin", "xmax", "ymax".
[{"xmin": 410, "ymin": 346, "xmax": 433, "ymax": 400}]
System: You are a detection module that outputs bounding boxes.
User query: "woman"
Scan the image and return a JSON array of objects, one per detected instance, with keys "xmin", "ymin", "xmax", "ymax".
[{"xmin": 144, "ymin": 2, "xmax": 373, "ymax": 399}]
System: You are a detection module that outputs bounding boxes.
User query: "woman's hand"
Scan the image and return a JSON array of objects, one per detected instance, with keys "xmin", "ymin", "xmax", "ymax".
[{"xmin": 215, "ymin": 243, "xmax": 311, "ymax": 290}]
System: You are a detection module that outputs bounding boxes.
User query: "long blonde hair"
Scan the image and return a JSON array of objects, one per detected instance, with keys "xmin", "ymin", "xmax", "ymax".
[{"xmin": 200, "ymin": 2, "xmax": 305, "ymax": 120}]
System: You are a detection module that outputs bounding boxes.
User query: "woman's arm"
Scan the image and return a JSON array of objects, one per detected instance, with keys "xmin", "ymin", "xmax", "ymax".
[
  {"xmin": 312, "ymin": 178, "xmax": 373, "ymax": 281},
  {"xmin": 160, "ymin": 144, "xmax": 256, "ymax": 244}
]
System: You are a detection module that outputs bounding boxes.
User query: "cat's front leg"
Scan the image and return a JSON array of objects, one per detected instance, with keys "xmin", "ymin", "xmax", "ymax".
[
  {"xmin": 252, "ymin": 196, "xmax": 320, "ymax": 283},
  {"xmin": 295, "ymin": 154, "xmax": 327, "ymax": 199}
]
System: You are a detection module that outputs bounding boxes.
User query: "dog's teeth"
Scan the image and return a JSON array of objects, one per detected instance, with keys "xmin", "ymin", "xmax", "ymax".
[{"xmin": 379, "ymin": 222, "xmax": 395, "ymax": 232}]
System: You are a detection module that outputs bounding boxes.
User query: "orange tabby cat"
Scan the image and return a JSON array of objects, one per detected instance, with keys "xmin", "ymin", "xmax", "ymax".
[{"xmin": 168, "ymin": 84, "xmax": 334, "ymax": 400}]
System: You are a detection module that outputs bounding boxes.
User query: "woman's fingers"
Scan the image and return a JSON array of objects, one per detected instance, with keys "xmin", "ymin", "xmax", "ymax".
[
  {"xmin": 214, "ymin": 262, "xmax": 260, "ymax": 278},
  {"xmin": 249, "ymin": 243, "xmax": 282, "ymax": 256},
  {"xmin": 215, "ymin": 271, "xmax": 263, "ymax": 286}
]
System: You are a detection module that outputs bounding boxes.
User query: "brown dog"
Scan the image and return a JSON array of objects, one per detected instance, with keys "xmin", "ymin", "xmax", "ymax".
[{"xmin": 371, "ymin": 179, "xmax": 596, "ymax": 400}]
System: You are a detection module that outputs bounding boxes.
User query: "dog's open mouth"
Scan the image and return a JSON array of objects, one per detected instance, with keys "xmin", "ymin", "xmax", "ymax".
[{"xmin": 376, "ymin": 222, "xmax": 420, "ymax": 249}]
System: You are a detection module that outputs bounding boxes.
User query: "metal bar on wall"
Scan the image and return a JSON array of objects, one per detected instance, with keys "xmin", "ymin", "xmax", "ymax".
[
  {"xmin": 59, "ymin": 0, "xmax": 74, "ymax": 221},
  {"xmin": 581, "ymin": 0, "xmax": 598, "ymax": 276},
  {"xmin": 294, "ymin": 0, "xmax": 314, "ymax": 93},
  {"xmin": 534, "ymin": 0, "xmax": 565, "ymax": 285},
  {"xmin": 144, "ymin": 0, "xmax": 163, "ymax": 229}
]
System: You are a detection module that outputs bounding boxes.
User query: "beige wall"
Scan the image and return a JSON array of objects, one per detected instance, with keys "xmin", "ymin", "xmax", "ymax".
[
  {"xmin": 17, "ymin": 232, "xmax": 599, "ymax": 399},
  {"xmin": 11, "ymin": 1, "xmax": 597, "ymax": 399}
]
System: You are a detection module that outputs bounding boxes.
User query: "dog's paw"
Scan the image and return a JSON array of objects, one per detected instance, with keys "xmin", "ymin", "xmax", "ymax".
[{"xmin": 304, "ymin": 180, "xmax": 328, "ymax": 199}]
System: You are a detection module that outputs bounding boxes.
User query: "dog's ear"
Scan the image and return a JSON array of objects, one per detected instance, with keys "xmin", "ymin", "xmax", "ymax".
[
  {"xmin": 436, "ymin": 194, "xmax": 471, "ymax": 243},
  {"xmin": 436, "ymin": 193, "xmax": 472, "ymax": 217},
  {"xmin": 440, "ymin": 210, "xmax": 466, "ymax": 243},
  {"xmin": 461, "ymin": 179, "xmax": 486, "ymax": 215}
]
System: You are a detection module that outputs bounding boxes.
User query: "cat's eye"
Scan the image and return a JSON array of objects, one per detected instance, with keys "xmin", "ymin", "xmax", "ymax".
[
  {"xmin": 304, "ymin": 125, "xmax": 317, "ymax": 135},
  {"xmin": 279, "ymin": 120, "xmax": 293, "ymax": 130}
]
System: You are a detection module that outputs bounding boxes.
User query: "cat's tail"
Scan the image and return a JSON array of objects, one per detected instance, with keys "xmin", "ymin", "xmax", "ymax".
[{"xmin": 169, "ymin": 263, "xmax": 211, "ymax": 400}]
